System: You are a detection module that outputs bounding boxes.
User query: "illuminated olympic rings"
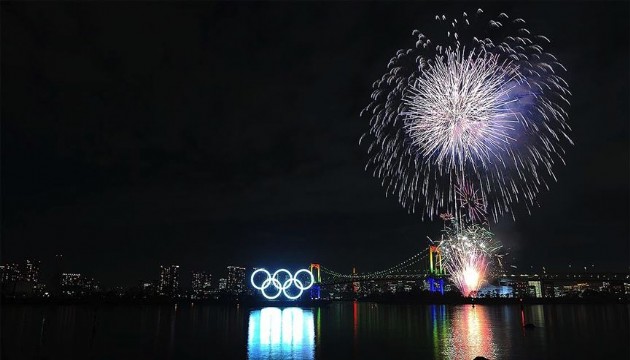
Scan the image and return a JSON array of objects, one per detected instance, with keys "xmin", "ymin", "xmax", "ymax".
[{"xmin": 250, "ymin": 268, "xmax": 315, "ymax": 300}]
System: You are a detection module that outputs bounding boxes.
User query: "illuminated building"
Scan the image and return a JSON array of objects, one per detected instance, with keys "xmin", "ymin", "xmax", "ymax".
[
  {"xmin": 1, "ymin": 260, "xmax": 44, "ymax": 296},
  {"xmin": 0, "ymin": 264, "xmax": 21, "ymax": 295},
  {"xmin": 527, "ymin": 281, "xmax": 542, "ymax": 298},
  {"xmin": 477, "ymin": 283, "xmax": 513, "ymax": 298},
  {"xmin": 218, "ymin": 278, "xmax": 227, "ymax": 291},
  {"xmin": 603, "ymin": 281, "xmax": 626, "ymax": 296},
  {"xmin": 192, "ymin": 271, "xmax": 212, "ymax": 298},
  {"xmin": 0, "ymin": 260, "xmax": 40, "ymax": 283},
  {"xmin": 542, "ymin": 282, "xmax": 556, "ymax": 298},
  {"xmin": 0, "ymin": 264, "xmax": 21, "ymax": 282},
  {"xmin": 158, "ymin": 265, "xmax": 180, "ymax": 297},
  {"xmin": 138, "ymin": 281, "xmax": 156, "ymax": 297},
  {"xmin": 61, "ymin": 273, "xmax": 91, "ymax": 296},
  {"xmin": 23, "ymin": 260, "xmax": 40, "ymax": 283},
  {"xmin": 387, "ymin": 282, "xmax": 398, "ymax": 293},
  {"xmin": 510, "ymin": 280, "xmax": 529, "ymax": 298},
  {"xmin": 61, "ymin": 273, "xmax": 82, "ymax": 287},
  {"xmin": 227, "ymin": 266, "xmax": 246, "ymax": 294},
  {"xmin": 358, "ymin": 280, "xmax": 378, "ymax": 297}
]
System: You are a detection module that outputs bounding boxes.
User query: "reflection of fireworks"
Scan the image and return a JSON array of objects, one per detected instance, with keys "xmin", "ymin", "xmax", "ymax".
[
  {"xmin": 439, "ymin": 222, "xmax": 501, "ymax": 296},
  {"xmin": 361, "ymin": 9, "xmax": 572, "ymax": 221}
]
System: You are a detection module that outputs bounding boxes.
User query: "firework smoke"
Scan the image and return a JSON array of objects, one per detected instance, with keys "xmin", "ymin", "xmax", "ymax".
[{"xmin": 361, "ymin": 9, "xmax": 572, "ymax": 221}]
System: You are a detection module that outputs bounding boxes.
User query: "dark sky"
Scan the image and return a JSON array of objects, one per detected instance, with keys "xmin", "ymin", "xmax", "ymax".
[{"xmin": 2, "ymin": 2, "xmax": 628, "ymax": 287}]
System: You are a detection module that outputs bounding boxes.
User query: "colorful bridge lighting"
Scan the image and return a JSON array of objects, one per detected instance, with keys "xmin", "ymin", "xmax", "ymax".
[
  {"xmin": 309, "ymin": 264, "xmax": 321, "ymax": 300},
  {"xmin": 428, "ymin": 245, "xmax": 445, "ymax": 294}
]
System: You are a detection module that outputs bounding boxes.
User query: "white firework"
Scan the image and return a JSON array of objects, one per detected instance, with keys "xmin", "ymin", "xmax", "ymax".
[
  {"xmin": 404, "ymin": 49, "xmax": 521, "ymax": 171},
  {"xmin": 361, "ymin": 9, "xmax": 572, "ymax": 221}
]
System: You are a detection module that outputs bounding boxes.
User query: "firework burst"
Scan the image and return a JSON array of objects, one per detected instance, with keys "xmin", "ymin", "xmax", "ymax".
[
  {"xmin": 361, "ymin": 9, "xmax": 572, "ymax": 221},
  {"xmin": 439, "ymin": 221, "xmax": 502, "ymax": 296},
  {"xmin": 455, "ymin": 182, "xmax": 487, "ymax": 223}
]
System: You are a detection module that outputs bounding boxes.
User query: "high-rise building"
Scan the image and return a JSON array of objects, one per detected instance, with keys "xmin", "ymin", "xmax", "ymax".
[
  {"xmin": 226, "ymin": 266, "xmax": 246, "ymax": 294},
  {"xmin": 192, "ymin": 271, "xmax": 212, "ymax": 299},
  {"xmin": 61, "ymin": 273, "xmax": 82, "ymax": 287},
  {"xmin": 1, "ymin": 261, "xmax": 44, "ymax": 296},
  {"xmin": 158, "ymin": 265, "xmax": 180, "ymax": 297},
  {"xmin": 24, "ymin": 260, "xmax": 40, "ymax": 283},
  {"xmin": 218, "ymin": 278, "xmax": 227, "ymax": 291},
  {"xmin": 508, "ymin": 280, "xmax": 529, "ymax": 298},
  {"xmin": 0, "ymin": 263, "xmax": 21, "ymax": 282},
  {"xmin": 61, "ymin": 273, "xmax": 83, "ymax": 296},
  {"xmin": 528, "ymin": 281, "xmax": 542, "ymax": 298}
]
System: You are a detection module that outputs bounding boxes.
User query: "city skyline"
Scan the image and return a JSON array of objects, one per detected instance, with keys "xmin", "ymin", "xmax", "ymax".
[
  {"xmin": 2, "ymin": 3, "xmax": 628, "ymax": 360},
  {"xmin": 2, "ymin": 254, "xmax": 628, "ymax": 302},
  {"xmin": 2, "ymin": 252, "xmax": 627, "ymax": 291},
  {"xmin": 2, "ymin": 2, "xmax": 629, "ymax": 287},
  {"xmin": 0, "ymin": 257, "xmax": 248, "ymax": 293}
]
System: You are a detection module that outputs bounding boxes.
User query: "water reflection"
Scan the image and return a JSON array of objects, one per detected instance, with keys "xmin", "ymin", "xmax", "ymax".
[
  {"xmin": 353, "ymin": 300, "xmax": 358, "ymax": 352},
  {"xmin": 430, "ymin": 305, "xmax": 448, "ymax": 357},
  {"xmin": 248, "ymin": 307, "xmax": 315, "ymax": 360},
  {"xmin": 441, "ymin": 306, "xmax": 498, "ymax": 360},
  {"xmin": 2, "ymin": 304, "xmax": 629, "ymax": 359}
]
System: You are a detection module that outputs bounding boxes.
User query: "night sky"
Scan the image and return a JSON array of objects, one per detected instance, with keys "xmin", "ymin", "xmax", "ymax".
[{"xmin": 2, "ymin": 2, "xmax": 628, "ymax": 287}]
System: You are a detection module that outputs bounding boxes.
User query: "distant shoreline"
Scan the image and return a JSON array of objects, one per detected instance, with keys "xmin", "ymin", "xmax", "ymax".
[{"xmin": 2, "ymin": 296, "xmax": 628, "ymax": 307}]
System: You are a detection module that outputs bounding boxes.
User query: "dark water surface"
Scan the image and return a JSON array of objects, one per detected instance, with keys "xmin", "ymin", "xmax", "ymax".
[{"xmin": 2, "ymin": 302, "xmax": 628, "ymax": 359}]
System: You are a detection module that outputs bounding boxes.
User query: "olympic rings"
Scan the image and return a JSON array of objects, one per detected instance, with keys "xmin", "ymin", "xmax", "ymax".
[{"xmin": 250, "ymin": 268, "xmax": 315, "ymax": 300}]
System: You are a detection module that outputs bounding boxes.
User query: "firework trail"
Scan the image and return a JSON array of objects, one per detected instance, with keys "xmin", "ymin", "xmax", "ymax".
[
  {"xmin": 439, "ymin": 220, "xmax": 502, "ymax": 296},
  {"xmin": 361, "ymin": 9, "xmax": 572, "ymax": 221}
]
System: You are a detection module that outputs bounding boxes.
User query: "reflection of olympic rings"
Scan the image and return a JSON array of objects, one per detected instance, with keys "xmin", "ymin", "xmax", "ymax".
[{"xmin": 250, "ymin": 268, "xmax": 315, "ymax": 300}]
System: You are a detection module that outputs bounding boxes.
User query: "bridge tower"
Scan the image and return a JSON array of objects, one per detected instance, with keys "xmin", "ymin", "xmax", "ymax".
[
  {"xmin": 428, "ymin": 245, "xmax": 445, "ymax": 295},
  {"xmin": 352, "ymin": 267, "xmax": 359, "ymax": 294},
  {"xmin": 310, "ymin": 263, "xmax": 321, "ymax": 299}
]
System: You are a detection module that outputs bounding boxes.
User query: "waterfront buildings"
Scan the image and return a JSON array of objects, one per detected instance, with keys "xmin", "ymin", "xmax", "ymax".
[
  {"xmin": 0, "ymin": 260, "xmax": 44, "ymax": 296},
  {"xmin": 0, "ymin": 263, "xmax": 21, "ymax": 282},
  {"xmin": 218, "ymin": 278, "xmax": 227, "ymax": 291},
  {"xmin": 1, "ymin": 255, "xmax": 628, "ymax": 301},
  {"xmin": 0, "ymin": 260, "xmax": 40, "ymax": 283},
  {"xmin": 59, "ymin": 273, "xmax": 99, "ymax": 296},
  {"xmin": 23, "ymin": 260, "xmax": 40, "ymax": 283},
  {"xmin": 226, "ymin": 266, "xmax": 246, "ymax": 294},
  {"xmin": 192, "ymin": 271, "xmax": 212, "ymax": 298},
  {"xmin": 158, "ymin": 265, "xmax": 180, "ymax": 297}
]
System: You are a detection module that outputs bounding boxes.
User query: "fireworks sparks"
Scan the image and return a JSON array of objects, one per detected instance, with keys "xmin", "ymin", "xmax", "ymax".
[
  {"xmin": 439, "ymin": 221, "xmax": 502, "ymax": 296},
  {"xmin": 361, "ymin": 9, "xmax": 572, "ymax": 221},
  {"xmin": 404, "ymin": 49, "xmax": 522, "ymax": 171},
  {"xmin": 455, "ymin": 182, "xmax": 487, "ymax": 223}
]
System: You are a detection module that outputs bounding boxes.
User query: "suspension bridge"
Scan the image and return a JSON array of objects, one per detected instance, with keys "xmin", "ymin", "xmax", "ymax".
[{"xmin": 307, "ymin": 245, "xmax": 448, "ymax": 298}]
